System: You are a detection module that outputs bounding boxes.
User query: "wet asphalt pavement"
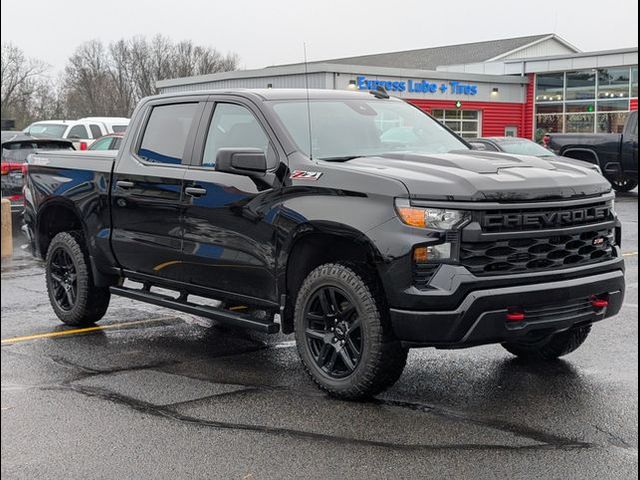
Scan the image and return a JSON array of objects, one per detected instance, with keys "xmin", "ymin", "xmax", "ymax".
[{"xmin": 1, "ymin": 192, "xmax": 638, "ymax": 479}]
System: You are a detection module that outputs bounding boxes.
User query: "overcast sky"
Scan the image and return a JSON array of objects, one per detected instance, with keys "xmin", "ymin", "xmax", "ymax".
[{"xmin": 1, "ymin": 0, "xmax": 638, "ymax": 75}]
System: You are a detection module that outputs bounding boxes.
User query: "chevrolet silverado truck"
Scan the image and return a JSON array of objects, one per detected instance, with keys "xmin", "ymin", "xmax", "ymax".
[
  {"xmin": 545, "ymin": 110, "xmax": 638, "ymax": 192},
  {"xmin": 23, "ymin": 89, "xmax": 625, "ymax": 399}
]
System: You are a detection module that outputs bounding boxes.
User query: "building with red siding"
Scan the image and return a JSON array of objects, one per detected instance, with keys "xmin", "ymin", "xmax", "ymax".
[{"xmin": 158, "ymin": 34, "xmax": 638, "ymax": 141}]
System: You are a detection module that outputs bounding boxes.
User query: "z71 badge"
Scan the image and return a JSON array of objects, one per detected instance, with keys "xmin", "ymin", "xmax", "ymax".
[{"xmin": 290, "ymin": 170, "xmax": 323, "ymax": 180}]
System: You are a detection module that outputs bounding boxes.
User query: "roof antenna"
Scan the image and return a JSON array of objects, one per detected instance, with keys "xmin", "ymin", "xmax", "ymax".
[{"xmin": 303, "ymin": 42, "xmax": 313, "ymax": 160}]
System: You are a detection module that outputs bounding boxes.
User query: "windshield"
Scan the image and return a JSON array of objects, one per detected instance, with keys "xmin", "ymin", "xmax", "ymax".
[
  {"xmin": 496, "ymin": 139, "xmax": 554, "ymax": 157},
  {"xmin": 271, "ymin": 99, "xmax": 468, "ymax": 160},
  {"xmin": 26, "ymin": 123, "xmax": 68, "ymax": 138}
]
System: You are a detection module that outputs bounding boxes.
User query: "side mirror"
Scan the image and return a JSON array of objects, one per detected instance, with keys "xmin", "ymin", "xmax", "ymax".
[{"xmin": 215, "ymin": 148, "xmax": 268, "ymax": 176}]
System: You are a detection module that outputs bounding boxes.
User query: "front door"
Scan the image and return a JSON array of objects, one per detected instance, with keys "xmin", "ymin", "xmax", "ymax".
[
  {"xmin": 110, "ymin": 99, "xmax": 204, "ymax": 281},
  {"xmin": 181, "ymin": 100, "xmax": 283, "ymax": 303}
]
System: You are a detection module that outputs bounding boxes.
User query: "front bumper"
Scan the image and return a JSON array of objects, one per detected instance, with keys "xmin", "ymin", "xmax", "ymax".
[{"xmin": 389, "ymin": 267, "xmax": 625, "ymax": 348}]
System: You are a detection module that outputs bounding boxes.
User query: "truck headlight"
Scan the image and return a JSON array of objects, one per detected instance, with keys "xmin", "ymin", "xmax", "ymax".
[{"xmin": 395, "ymin": 199, "xmax": 470, "ymax": 230}]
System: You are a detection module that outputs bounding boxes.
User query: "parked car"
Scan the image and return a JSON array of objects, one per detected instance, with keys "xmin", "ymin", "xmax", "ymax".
[
  {"xmin": 470, "ymin": 136, "xmax": 606, "ymax": 176},
  {"xmin": 469, "ymin": 137, "xmax": 558, "ymax": 157},
  {"xmin": 24, "ymin": 117, "xmax": 130, "ymax": 151},
  {"xmin": 1, "ymin": 132, "xmax": 74, "ymax": 213},
  {"xmin": 88, "ymin": 133, "xmax": 124, "ymax": 151},
  {"xmin": 544, "ymin": 111, "xmax": 638, "ymax": 192},
  {"xmin": 24, "ymin": 89, "xmax": 624, "ymax": 400}
]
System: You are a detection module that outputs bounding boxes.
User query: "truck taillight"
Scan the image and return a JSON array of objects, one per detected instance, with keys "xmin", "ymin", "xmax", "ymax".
[
  {"xmin": 542, "ymin": 135, "xmax": 550, "ymax": 147},
  {"xmin": 22, "ymin": 163, "xmax": 29, "ymax": 176},
  {"xmin": 0, "ymin": 163, "xmax": 8, "ymax": 175},
  {"xmin": 80, "ymin": 142, "xmax": 88, "ymax": 151}
]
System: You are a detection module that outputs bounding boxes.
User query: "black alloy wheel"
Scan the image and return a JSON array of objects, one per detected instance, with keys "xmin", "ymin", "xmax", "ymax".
[
  {"xmin": 609, "ymin": 175, "xmax": 638, "ymax": 192},
  {"xmin": 304, "ymin": 286, "xmax": 363, "ymax": 379},
  {"xmin": 49, "ymin": 246, "xmax": 78, "ymax": 311}
]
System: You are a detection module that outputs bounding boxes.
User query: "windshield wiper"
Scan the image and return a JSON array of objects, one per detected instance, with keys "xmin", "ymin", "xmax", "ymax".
[{"xmin": 319, "ymin": 156, "xmax": 365, "ymax": 162}]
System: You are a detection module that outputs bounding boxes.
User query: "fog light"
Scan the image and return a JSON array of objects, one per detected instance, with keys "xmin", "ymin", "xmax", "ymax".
[{"xmin": 414, "ymin": 243, "xmax": 452, "ymax": 263}]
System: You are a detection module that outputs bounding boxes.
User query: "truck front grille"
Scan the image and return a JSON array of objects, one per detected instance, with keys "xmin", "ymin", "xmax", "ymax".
[{"xmin": 461, "ymin": 228, "xmax": 615, "ymax": 276}]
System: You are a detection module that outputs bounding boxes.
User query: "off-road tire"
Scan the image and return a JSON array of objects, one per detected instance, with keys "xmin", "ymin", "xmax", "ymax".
[
  {"xmin": 294, "ymin": 263, "xmax": 408, "ymax": 400},
  {"xmin": 502, "ymin": 325, "xmax": 592, "ymax": 361},
  {"xmin": 45, "ymin": 231, "xmax": 110, "ymax": 326}
]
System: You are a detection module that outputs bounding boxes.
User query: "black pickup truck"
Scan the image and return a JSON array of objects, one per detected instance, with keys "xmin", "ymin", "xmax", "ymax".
[
  {"xmin": 24, "ymin": 89, "xmax": 625, "ymax": 399},
  {"xmin": 546, "ymin": 111, "xmax": 638, "ymax": 192}
]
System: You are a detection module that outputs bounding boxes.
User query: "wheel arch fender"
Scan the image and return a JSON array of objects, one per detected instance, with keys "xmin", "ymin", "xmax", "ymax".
[{"xmin": 277, "ymin": 220, "xmax": 386, "ymax": 334}]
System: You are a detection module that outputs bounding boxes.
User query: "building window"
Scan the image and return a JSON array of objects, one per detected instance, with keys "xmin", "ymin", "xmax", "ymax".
[
  {"xmin": 535, "ymin": 66, "xmax": 636, "ymax": 136},
  {"xmin": 536, "ymin": 73, "xmax": 564, "ymax": 102},
  {"xmin": 598, "ymin": 68, "xmax": 630, "ymax": 99},
  {"xmin": 566, "ymin": 70, "xmax": 596, "ymax": 101},
  {"xmin": 431, "ymin": 109, "xmax": 481, "ymax": 138}
]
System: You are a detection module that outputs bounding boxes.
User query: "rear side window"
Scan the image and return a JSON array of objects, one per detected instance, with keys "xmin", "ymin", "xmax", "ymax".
[
  {"xmin": 112, "ymin": 125, "xmax": 128, "ymax": 133},
  {"xmin": 68, "ymin": 125, "xmax": 89, "ymax": 139},
  {"xmin": 89, "ymin": 124, "xmax": 103, "ymax": 138},
  {"xmin": 138, "ymin": 103, "xmax": 199, "ymax": 165}
]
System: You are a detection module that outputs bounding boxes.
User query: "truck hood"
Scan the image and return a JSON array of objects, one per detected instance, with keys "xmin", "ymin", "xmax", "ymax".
[{"xmin": 331, "ymin": 150, "xmax": 611, "ymax": 201}]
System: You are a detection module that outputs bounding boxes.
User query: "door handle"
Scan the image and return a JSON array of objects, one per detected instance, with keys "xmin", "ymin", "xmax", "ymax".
[
  {"xmin": 184, "ymin": 186, "xmax": 207, "ymax": 197},
  {"xmin": 116, "ymin": 180, "xmax": 135, "ymax": 189}
]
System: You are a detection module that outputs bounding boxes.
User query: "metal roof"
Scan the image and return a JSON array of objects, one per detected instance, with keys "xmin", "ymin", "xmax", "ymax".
[{"xmin": 308, "ymin": 34, "xmax": 576, "ymax": 70}]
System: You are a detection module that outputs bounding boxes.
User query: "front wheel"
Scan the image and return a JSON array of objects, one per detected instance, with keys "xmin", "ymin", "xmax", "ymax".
[
  {"xmin": 45, "ymin": 231, "xmax": 110, "ymax": 326},
  {"xmin": 608, "ymin": 175, "xmax": 638, "ymax": 192},
  {"xmin": 294, "ymin": 263, "xmax": 408, "ymax": 400},
  {"xmin": 502, "ymin": 325, "xmax": 591, "ymax": 361}
]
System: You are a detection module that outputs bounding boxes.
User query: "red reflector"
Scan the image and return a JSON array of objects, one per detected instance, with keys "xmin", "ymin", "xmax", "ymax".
[
  {"xmin": 506, "ymin": 311, "xmax": 525, "ymax": 322},
  {"xmin": 591, "ymin": 299, "xmax": 608, "ymax": 308}
]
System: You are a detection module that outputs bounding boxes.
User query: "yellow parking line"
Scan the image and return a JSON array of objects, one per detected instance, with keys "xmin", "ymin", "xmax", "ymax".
[
  {"xmin": 623, "ymin": 252, "xmax": 638, "ymax": 257},
  {"xmin": 0, "ymin": 318, "xmax": 173, "ymax": 345}
]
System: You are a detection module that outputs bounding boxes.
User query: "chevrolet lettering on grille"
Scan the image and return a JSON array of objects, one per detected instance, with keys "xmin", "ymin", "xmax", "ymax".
[{"xmin": 482, "ymin": 205, "xmax": 612, "ymax": 229}]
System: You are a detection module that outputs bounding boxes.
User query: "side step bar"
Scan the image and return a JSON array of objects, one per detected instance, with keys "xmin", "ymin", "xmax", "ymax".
[{"xmin": 110, "ymin": 286, "xmax": 279, "ymax": 334}]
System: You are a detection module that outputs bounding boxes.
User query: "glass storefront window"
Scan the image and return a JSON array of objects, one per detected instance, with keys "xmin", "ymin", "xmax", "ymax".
[
  {"xmin": 598, "ymin": 68, "xmax": 630, "ymax": 99},
  {"xmin": 566, "ymin": 113, "xmax": 595, "ymax": 133},
  {"xmin": 631, "ymin": 67, "xmax": 638, "ymax": 98},
  {"xmin": 536, "ymin": 73, "xmax": 564, "ymax": 102},
  {"xmin": 565, "ymin": 70, "xmax": 596, "ymax": 101},
  {"xmin": 597, "ymin": 112, "xmax": 629, "ymax": 133},
  {"xmin": 536, "ymin": 114, "xmax": 563, "ymax": 134},
  {"xmin": 597, "ymin": 99, "xmax": 630, "ymax": 112},
  {"xmin": 565, "ymin": 102, "xmax": 595, "ymax": 113},
  {"xmin": 536, "ymin": 103, "xmax": 563, "ymax": 114}
]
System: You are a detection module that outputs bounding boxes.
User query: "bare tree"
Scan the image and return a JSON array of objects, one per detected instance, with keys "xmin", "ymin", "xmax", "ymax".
[
  {"xmin": 1, "ymin": 43, "xmax": 49, "ymax": 121},
  {"xmin": 3, "ymin": 37, "xmax": 239, "ymax": 127}
]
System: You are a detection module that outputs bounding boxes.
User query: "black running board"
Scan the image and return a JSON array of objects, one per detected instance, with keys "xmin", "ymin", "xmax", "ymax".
[{"xmin": 110, "ymin": 286, "xmax": 279, "ymax": 334}]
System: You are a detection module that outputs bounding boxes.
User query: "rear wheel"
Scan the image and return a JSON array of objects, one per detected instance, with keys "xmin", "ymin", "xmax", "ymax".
[
  {"xmin": 502, "ymin": 325, "xmax": 591, "ymax": 361},
  {"xmin": 45, "ymin": 231, "xmax": 110, "ymax": 326},
  {"xmin": 294, "ymin": 263, "xmax": 408, "ymax": 400}
]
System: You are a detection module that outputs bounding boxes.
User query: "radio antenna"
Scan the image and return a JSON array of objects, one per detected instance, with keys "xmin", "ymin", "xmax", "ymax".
[{"xmin": 303, "ymin": 42, "xmax": 313, "ymax": 160}]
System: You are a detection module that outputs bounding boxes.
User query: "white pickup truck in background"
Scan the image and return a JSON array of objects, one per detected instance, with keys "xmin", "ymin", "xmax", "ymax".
[{"xmin": 23, "ymin": 116, "xmax": 129, "ymax": 150}]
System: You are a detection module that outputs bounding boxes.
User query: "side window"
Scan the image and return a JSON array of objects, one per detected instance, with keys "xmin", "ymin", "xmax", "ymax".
[
  {"xmin": 112, "ymin": 137, "xmax": 123, "ymax": 150},
  {"xmin": 138, "ymin": 103, "xmax": 199, "ymax": 165},
  {"xmin": 90, "ymin": 137, "xmax": 112, "ymax": 150},
  {"xmin": 68, "ymin": 125, "xmax": 88, "ymax": 139},
  {"xmin": 202, "ymin": 103, "xmax": 270, "ymax": 167},
  {"xmin": 89, "ymin": 124, "xmax": 103, "ymax": 138}
]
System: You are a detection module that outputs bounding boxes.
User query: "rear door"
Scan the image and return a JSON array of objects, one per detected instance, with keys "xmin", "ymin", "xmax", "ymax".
[
  {"xmin": 181, "ymin": 98, "xmax": 284, "ymax": 303},
  {"xmin": 111, "ymin": 98, "xmax": 205, "ymax": 282}
]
